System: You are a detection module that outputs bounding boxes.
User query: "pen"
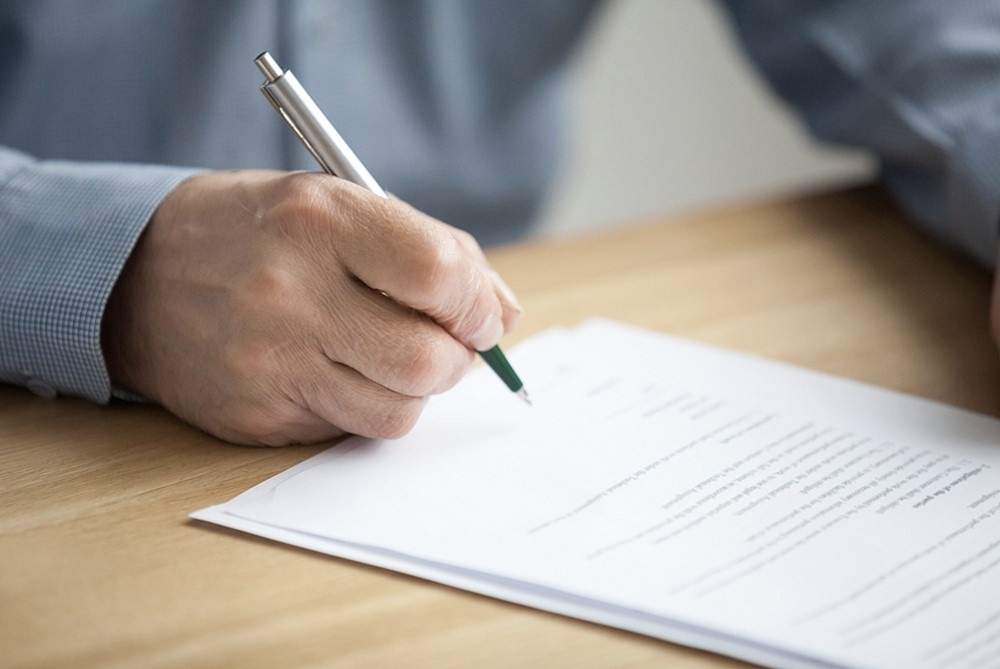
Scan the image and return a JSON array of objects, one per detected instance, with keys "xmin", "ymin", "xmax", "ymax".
[{"xmin": 254, "ymin": 51, "xmax": 530, "ymax": 405}]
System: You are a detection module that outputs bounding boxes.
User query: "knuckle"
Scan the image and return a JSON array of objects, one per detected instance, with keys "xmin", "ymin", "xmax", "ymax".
[
  {"xmin": 222, "ymin": 342, "xmax": 261, "ymax": 379},
  {"xmin": 279, "ymin": 172, "xmax": 327, "ymax": 207},
  {"xmin": 222, "ymin": 338, "xmax": 279, "ymax": 380},
  {"xmin": 396, "ymin": 329, "xmax": 453, "ymax": 395},
  {"xmin": 319, "ymin": 176, "xmax": 392, "ymax": 231},
  {"xmin": 365, "ymin": 399, "xmax": 424, "ymax": 439},
  {"xmin": 243, "ymin": 264, "xmax": 299, "ymax": 309},
  {"xmin": 408, "ymin": 231, "xmax": 461, "ymax": 301},
  {"xmin": 269, "ymin": 174, "xmax": 331, "ymax": 230}
]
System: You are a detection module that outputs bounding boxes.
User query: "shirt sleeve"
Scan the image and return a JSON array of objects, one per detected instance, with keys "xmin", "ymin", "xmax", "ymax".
[
  {"xmin": 719, "ymin": 0, "xmax": 1000, "ymax": 267},
  {"xmin": 0, "ymin": 146, "xmax": 200, "ymax": 403}
]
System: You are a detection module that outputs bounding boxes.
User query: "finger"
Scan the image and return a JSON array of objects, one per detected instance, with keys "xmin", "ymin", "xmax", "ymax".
[
  {"xmin": 446, "ymin": 224, "xmax": 523, "ymax": 332},
  {"xmin": 300, "ymin": 355, "xmax": 428, "ymax": 439},
  {"xmin": 321, "ymin": 274, "xmax": 475, "ymax": 396},
  {"xmin": 331, "ymin": 184, "xmax": 505, "ymax": 351}
]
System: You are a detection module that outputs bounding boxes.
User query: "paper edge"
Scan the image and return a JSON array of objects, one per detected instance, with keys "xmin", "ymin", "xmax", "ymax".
[{"xmin": 190, "ymin": 506, "xmax": 848, "ymax": 669}]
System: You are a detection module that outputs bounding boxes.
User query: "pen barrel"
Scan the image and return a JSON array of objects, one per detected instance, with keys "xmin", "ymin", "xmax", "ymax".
[
  {"xmin": 478, "ymin": 346, "xmax": 524, "ymax": 393},
  {"xmin": 263, "ymin": 72, "xmax": 387, "ymax": 197}
]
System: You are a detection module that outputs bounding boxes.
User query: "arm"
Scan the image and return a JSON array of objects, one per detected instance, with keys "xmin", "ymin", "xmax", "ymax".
[
  {"xmin": 719, "ymin": 0, "xmax": 1000, "ymax": 268},
  {"xmin": 0, "ymin": 146, "xmax": 198, "ymax": 402}
]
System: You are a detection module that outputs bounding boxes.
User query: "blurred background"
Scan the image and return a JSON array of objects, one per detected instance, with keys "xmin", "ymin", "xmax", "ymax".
[{"xmin": 537, "ymin": 0, "xmax": 876, "ymax": 237}]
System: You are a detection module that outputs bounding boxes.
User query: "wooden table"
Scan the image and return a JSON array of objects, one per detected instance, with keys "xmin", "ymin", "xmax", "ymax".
[{"xmin": 4, "ymin": 187, "xmax": 998, "ymax": 669}]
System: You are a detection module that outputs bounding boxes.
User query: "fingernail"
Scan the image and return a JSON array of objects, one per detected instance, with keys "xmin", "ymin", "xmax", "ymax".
[
  {"xmin": 492, "ymin": 271, "xmax": 524, "ymax": 314},
  {"xmin": 470, "ymin": 312, "xmax": 503, "ymax": 351}
]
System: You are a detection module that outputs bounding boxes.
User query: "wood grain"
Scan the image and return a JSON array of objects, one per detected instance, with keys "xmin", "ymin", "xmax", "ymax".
[{"xmin": 3, "ymin": 187, "xmax": 998, "ymax": 669}]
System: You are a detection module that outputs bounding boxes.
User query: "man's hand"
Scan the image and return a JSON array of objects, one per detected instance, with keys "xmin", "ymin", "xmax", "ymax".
[{"xmin": 102, "ymin": 171, "xmax": 522, "ymax": 445}]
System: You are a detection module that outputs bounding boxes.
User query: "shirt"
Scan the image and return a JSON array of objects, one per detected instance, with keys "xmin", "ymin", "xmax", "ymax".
[{"xmin": 1, "ymin": 0, "xmax": 998, "ymax": 404}]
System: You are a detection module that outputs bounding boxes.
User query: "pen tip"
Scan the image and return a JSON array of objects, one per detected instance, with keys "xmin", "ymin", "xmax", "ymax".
[{"xmin": 516, "ymin": 388, "xmax": 532, "ymax": 406}]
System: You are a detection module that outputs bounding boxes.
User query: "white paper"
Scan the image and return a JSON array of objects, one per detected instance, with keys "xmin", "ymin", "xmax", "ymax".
[{"xmin": 193, "ymin": 320, "xmax": 1000, "ymax": 669}]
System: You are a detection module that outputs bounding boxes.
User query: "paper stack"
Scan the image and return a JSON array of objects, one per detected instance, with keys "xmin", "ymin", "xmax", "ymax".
[{"xmin": 194, "ymin": 321, "xmax": 1000, "ymax": 669}]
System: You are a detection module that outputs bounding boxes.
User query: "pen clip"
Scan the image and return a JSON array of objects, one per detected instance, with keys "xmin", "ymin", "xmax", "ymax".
[{"xmin": 260, "ymin": 84, "xmax": 337, "ymax": 176}]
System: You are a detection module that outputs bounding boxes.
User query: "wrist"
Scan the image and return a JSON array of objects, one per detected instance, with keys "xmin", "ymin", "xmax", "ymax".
[{"xmin": 101, "ymin": 241, "xmax": 152, "ymax": 400}]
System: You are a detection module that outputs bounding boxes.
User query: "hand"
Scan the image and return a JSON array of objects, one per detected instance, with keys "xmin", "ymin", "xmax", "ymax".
[{"xmin": 102, "ymin": 170, "xmax": 522, "ymax": 445}]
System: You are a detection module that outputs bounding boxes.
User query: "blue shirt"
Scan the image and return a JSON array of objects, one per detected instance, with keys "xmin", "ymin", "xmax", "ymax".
[{"xmin": 1, "ymin": 0, "xmax": 998, "ymax": 403}]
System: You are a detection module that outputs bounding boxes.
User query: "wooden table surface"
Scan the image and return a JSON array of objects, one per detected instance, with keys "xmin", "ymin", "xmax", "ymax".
[{"xmin": 3, "ymin": 187, "xmax": 998, "ymax": 669}]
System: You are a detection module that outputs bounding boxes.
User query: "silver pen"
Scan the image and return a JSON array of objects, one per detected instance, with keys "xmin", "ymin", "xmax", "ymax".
[{"xmin": 253, "ymin": 51, "xmax": 530, "ymax": 404}]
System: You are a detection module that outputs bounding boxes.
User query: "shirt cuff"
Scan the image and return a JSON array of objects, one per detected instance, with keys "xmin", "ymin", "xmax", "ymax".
[{"xmin": 0, "ymin": 159, "xmax": 202, "ymax": 403}]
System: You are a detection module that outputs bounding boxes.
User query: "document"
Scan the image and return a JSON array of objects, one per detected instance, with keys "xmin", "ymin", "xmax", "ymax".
[{"xmin": 193, "ymin": 320, "xmax": 1000, "ymax": 669}]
